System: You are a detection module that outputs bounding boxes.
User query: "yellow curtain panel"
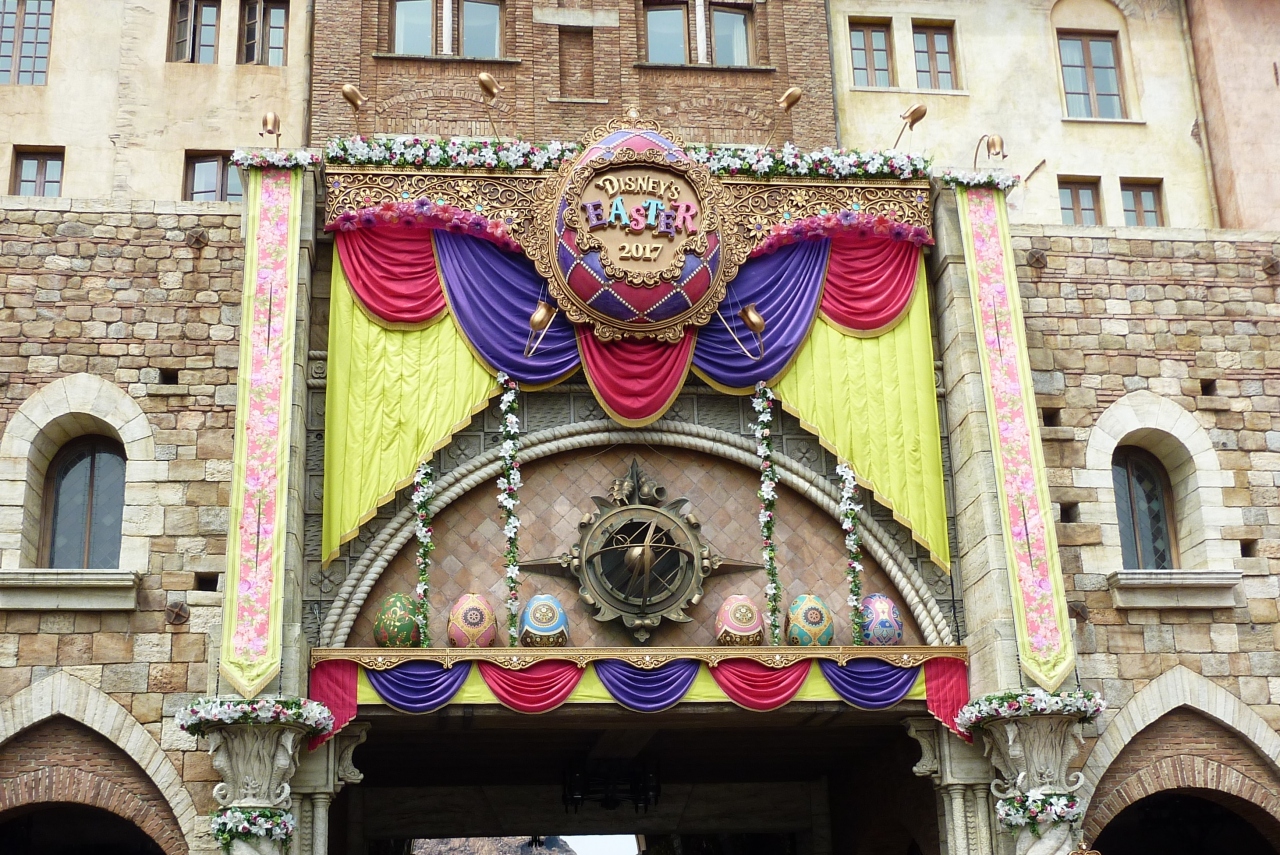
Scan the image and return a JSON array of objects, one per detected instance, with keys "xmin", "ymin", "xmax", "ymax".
[
  {"xmin": 323, "ymin": 249, "xmax": 496, "ymax": 564},
  {"xmin": 776, "ymin": 260, "xmax": 950, "ymax": 569}
]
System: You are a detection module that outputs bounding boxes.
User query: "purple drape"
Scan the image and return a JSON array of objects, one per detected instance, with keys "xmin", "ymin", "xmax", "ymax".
[
  {"xmin": 433, "ymin": 231, "xmax": 580, "ymax": 386},
  {"xmin": 364, "ymin": 660, "xmax": 473, "ymax": 713},
  {"xmin": 593, "ymin": 658, "xmax": 703, "ymax": 712},
  {"xmin": 818, "ymin": 659, "xmax": 921, "ymax": 709},
  {"xmin": 692, "ymin": 239, "xmax": 829, "ymax": 388}
]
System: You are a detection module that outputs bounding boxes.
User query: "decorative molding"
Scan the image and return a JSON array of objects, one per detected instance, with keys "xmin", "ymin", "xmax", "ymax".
[
  {"xmin": 310, "ymin": 644, "xmax": 967, "ymax": 670},
  {"xmin": 981, "ymin": 714, "xmax": 1085, "ymax": 855},
  {"xmin": 1106, "ymin": 568, "xmax": 1241, "ymax": 609},
  {"xmin": 904, "ymin": 717, "xmax": 940, "ymax": 777},
  {"xmin": 0, "ymin": 567, "xmax": 143, "ymax": 610},
  {"xmin": 207, "ymin": 722, "xmax": 309, "ymax": 810},
  {"xmin": 531, "ymin": 7, "xmax": 618, "ymax": 27},
  {"xmin": 334, "ymin": 722, "xmax": 370, "ymax": 786}
]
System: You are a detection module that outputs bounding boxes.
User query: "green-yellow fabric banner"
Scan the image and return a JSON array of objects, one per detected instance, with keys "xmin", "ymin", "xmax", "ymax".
[
  {"xmin": 323, "ymin": 250, "xmax": 496, "ymax": 564},
  {"xmin": 776, "ymin": 260, "xmax": 949, "ymax": 569}
]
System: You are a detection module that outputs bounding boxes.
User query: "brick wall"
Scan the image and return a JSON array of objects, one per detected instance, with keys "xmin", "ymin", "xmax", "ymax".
[
  {"xmin": 0, "ymin": 199, "xmax": 244, "ymax": 826},
  {"xmin": 311, "ymin": 0, "xmax": 838, "ymax": 148}
]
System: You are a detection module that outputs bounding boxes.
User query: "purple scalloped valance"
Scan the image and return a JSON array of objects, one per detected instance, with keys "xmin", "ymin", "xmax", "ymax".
[
  {"xmin": 593, "ymin": 658, "xmax": 702, "ymax": 713},
  {"xmin": 364, "ymin": 659, "xmax": 473, "ymax": 713}
]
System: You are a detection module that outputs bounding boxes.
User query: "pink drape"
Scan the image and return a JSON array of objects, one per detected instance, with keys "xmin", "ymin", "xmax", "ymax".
[
  {"xmin": 820, "ymin": 235, "xmax": 919, "ymax": 334},
  {"xmin": 477, "ymin": 660, "xmax": 584, "ymax": 713},
  {"xmin": 924, "ymin": 657, "xmax": 971, "ymax": 741},
  {"xmin": 308, "ymin": 659, "xmax": 358, "ymax": 749},
  {"xmin": 576, "ymin": 329, "xmax": 696, "ymax": 426},
  {"xmin": 335, "ymin": 230, "xmax": 447, "ymax": 326},
  {"xmin": 709, "ymin": 659, "xmax": 813, "ymax": 711}
]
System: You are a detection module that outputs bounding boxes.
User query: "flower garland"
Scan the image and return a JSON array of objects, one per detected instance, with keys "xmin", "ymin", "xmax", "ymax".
[
  {"xmin": 994, "ymin": 790, "xmax": 1084, "ymax": 836},
  {"xmin": 327, "ymin": 200, "xmax": 523, "ymax": 252},
  {"xmin": 496, "ymin": 373, "xmax": 523, "ymax": 643},
  {"xmin": 836, "ymin": 463, "xmax": 864, "ymax": 644},
  {"xmin": 752, "ymin": 383, "xmax": 781, "ymax": 644},
  {"xmin": 230, "ymin": 149, "xmax": 320, "ymax": 169},
  {"xmin": 325, "ymin": 136, "xmax": 580, "ymax": 171},
  {"xmin": 934, "ymin": 168, "xmax": 1021, "ymax": 191},
  {"xmin": 748, "ymin": 211, "xmax": 933, "ymax": 257},
  {"xmin": 175, "ymin": 697, "xmax": 334, "ymax": 738},
  {"xmin": 689, "ymin": 144, "xmax": 932, "ymax": 181},
  {"xmin": 211, "ymin": 807, "xmax": 296, "ymax": 850},
  {"xmin": 955, "ymin": 689, "xmax": 1106, "ymax": 736},
  {"xmin": 411, "ymin": 460, "xmax": 437, "ymax": 647}
]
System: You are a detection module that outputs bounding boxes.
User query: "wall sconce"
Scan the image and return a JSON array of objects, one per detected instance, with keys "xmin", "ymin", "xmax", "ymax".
[
  {"xmin": 342, "ymin": 83, "xmax": 369, "ymax": 135},
  {"xmin": 524, "ymin": 300, "xmax": 557, "ymax": 357},
  {"xmin": 260, "ymin": 112, "xmax": 282, "ymax": 147},
  {"xmin": 973, "ymin": 133, "xmax": 1007, "ymax": 169},
  {"xmin": 478, "ymin": 72, "xmax": 508, "ymax": 140},
  {"xmin": 892, "ymin": 104, "xmax": 927, "ymax": 149},
  {"xmin": 763, "ymin": 86, "xmax": 803, "ymax": 148},
  {"xmin": 716, "ymin": 303, "xmax": 766, "ymax": 361}
]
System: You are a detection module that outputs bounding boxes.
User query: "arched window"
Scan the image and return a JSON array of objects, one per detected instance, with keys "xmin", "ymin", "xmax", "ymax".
[
  {"xmin": 1112, "ymin": 446, "xmax": 1178, "ymax": 570},
  {"xmin": 40, "ymin": 437, "xmax": 126, "ymax": 569}
]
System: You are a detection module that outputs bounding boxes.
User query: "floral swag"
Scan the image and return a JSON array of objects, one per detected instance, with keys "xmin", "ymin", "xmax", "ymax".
[
  {"xmin": 753, "ymin": 383, "xmax": 781, "ymax": 644},
  {"xmin": 496, "ymin": 373, "xmax": 524, "ymax": 643},
  {"xmin": 175, "ymin": 697, "xmax": 335, "ymax": 738},
  {"xmin": 211, "ymin": 807, "xmax": 297, "ymax": 850},
  {"xmin": 954, "ymin": 688, "xmax": 1106, "ymax": 737},
  {"xmin": 412, "ymin": 460, "xmax": 437, "ymax": 646},
  {"xmin": 995, "ymin": 791, "xmax": 1084, "ymax": 838}
]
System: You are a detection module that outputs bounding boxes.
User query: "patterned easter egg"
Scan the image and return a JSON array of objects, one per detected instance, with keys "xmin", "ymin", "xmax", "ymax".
[
  {"xmin": 519, "ymin": 594, "xmax": 570, "ymax": 647},
  {"xmin": 448, "ymin": 593, "xmax": 498, "ymax": 648},
  {"xmin": 715, "ymin": 595, "xmax": 764, "ymax": 646},
  {"xmin": 786, "ymin": 594, "xmax": 834, "ymax": 646},
  {"xmin": 372, "ymin": 593, "xmax": 421, "ymax": 648},
  {"xmin": 860, "ymin": 593, "xmax": 905, "ymax": 646}
]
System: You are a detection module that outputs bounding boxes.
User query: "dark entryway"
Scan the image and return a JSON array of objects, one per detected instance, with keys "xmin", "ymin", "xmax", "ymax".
[
  {"xmin": 1095, "ymin": 791, "xmax": 1279, "ymax": 854},
  {"xmin": 0, "ymin": 803, "xmax": 166, "ymax": 855}
]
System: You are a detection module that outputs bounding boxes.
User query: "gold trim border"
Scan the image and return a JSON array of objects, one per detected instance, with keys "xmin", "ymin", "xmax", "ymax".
[{"xmin": 311, "ymin": 645, "xmax": 968, "ymax": 671}]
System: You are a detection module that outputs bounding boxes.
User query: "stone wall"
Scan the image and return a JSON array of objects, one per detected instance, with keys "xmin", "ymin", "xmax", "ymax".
[
  {"xmin": 310, "ymin": 0, "xmax": 838, "ymax": 148},
  {"xmin": 0, "ymin": 198, "xmax": 245, "ymax": 847}
]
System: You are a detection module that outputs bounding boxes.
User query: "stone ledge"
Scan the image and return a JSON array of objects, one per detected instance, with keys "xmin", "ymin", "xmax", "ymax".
[
  {"xmin": 1107, "ymin": 568, "xmax": 1241, "ymax": 609},
  {"xmin": 0, "ymin": 567, "xmax": 142, "ymax": 610}
]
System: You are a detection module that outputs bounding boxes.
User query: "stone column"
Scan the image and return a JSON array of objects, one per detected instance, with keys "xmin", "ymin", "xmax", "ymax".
[
  {"xmin": 206, "ymin": 720, "xmax": 311, "ymax": 855},
  {"xmin": 291, "ymin": 722, "xmax": 371, "ymax": 855},
  {"xmin": 905, "ymin": 718, "xmax": 999, "ymax": 855}
]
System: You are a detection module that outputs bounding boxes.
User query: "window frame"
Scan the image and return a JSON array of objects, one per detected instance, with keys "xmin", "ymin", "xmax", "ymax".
[
  {"xmin": 38, "ymin": 436, "xmax": 126, "ymax": 570},
  {"xmin": 460, "ymin": 0, "xmax": 501, "ymax": 59},
  {"xmin": 849, "ymin": 20, "xmax": 894, "ymax": 89},
  {"xmin": 1120, "ymin": 180, "xmax": 1164, "ymax": 227},
  {"xmin": 240, "ymin": 0, "xmax": 288, "ymax": 66},
  {"xmin": 1112, "ymin": 446, "xmax": 1180, "ymax": 571},
  {"xmin": 643, "ymin": 3, "xmax": 688, "ymax": 65},
  {"xmin": 709, "ymin": 3, "xmax": 752, "ymax": 67},
  {"xmin": 1057, "ymin": 30, "xmax": 1125, "ymax": 119},
  {"xmin": 391, "ymin": 0, "xmax": 434, "ymax": 57},
  {"xmin": 912, "ymin": 23, "xmax": 956, "ymax": 91},
  {"xmin": 1, "ymin": 0, "xmax": 54, "ymax": 86},
  {"xmin": 183, "ymin": 153, "xmax": 242, "ymax": 203},
  {"xmin": 1058, "ymin": 179, "xmax": 1102, "ymax": 226},
  {"xmin": 11, "ymin": 149, "xmax": 63, "ymax": 197},
  {"xmin": 170, "ymin": 0, "xmax": 220, "ymax": 63}
]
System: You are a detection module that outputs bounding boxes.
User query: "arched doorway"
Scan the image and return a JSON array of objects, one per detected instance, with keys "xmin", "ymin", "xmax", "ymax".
[
  {"xmin": 0, "ymin": 803, "xmax": 167, "ymax": 855},
  {"xmin": 1094, "ymin": 791, "xmax": 1279, "ymax": 854}
]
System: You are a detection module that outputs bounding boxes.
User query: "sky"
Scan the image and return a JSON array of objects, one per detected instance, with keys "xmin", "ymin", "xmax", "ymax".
[{"xmin": 561, "ymin": 835, "xmax": 639, "ymax": 855}]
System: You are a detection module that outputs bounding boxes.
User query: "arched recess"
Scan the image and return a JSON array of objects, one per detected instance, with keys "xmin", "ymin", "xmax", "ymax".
[
  {"xmin": 0, "ymin": 671, "xmax": 200, "ymax": 852},
  {"xmin": 320, "ymin": 419, "xmax": 954, "ymax": 647},
  {"xmin": 1078, "ymin": 665, "xmax": 1280, "ymax": 819},
  {"xmin": 1079, "ymin": 390, "xmax": 1241, "ymax": 573},
  {"xmin": 0, "ymin": 373, "xmax": 157, "ymax": 572}
]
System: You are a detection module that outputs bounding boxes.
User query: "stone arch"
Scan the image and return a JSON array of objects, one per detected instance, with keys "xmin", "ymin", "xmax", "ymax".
[
  {"xmin": 1083, "ymin": 755, "xmax": 1280, "ymax": 846},
  {"xmin": 0, "ymin": 670, "xmax": 201, "ymax": 852},
  {"xmin": 320, "ymin": 420, "xmax": 954, "ymax": 647},
  {"xmin": 1079, "ymin": 389, "xmax": 1241, "ymax": 572},
  {"xmin": 0, "ymin": 373, "xmax": 156, "ymax": 572},
  {"xmin": 1079, "ymin": 666, "xmax": 1280, "ymax": 818}
]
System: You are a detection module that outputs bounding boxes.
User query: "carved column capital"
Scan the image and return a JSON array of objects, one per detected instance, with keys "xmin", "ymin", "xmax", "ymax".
[{"xmin": 208, "ymin": 721, "xmax": 311, "ymax": 810}]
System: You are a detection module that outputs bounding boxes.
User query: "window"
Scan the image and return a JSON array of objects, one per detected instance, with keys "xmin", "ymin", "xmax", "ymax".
[
  {"xmin": 850, "ymin": 22, "xmax": 892, "ymax": 88},
  {"xmin": 913, "ymin": 24, "xmax": 955, "ymax": 90},
  {"xmin": 1112, "ymin": 447, "xmax": 1178, "ymax": 570},
  {"xmin": 461, "ymin": 0, "xmax": 500, "ymax": 58},
  {"xmin": 241, "ymin": 0, "xmax": 286, "ymax": 65},
  {"xmin": 41, "ymin": 437, "xmax": 126, "ymax": 569},
  {"xmin": 645, "ymin": 5, "xmax": 686, "ymax": 64},
  {"xmin": 184, "ymin": 154, "xmax": 243, "ymax": 202},
  {"xmin": 710, "ymin": 5, "xmax": 750, "ymax": 67},
  {"xmin": 0, "ymin": 0, "xmax": 53, "ymax": 85},
  {"xmin": 393, "ymin": 0, "xmax": 432, "ymax": 55},
  {"xmin": 11, "ymin": 150, "xmax": 62, "ymax": 196},
  {"xmin": 1058, "ymin": 33, "xmax": 1122, "ymax": 119},
  {"xmin": 1059, "ymin": 179, "xmax": 1101, "ymax": 225},
  {"xmin": 170, "ymin": 0, "xmax": 219, "ymax": 63},
  {"xmin": 1121, "ymin": 181, "xmax": 1163, "ymax": 227}
]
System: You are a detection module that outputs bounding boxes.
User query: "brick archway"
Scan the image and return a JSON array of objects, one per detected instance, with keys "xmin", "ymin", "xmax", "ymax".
[{"xmin": 0, "ymin": 766, "xmax": 185, "ymax": 855}]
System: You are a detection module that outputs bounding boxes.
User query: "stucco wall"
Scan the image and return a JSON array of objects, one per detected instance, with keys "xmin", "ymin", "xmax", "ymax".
[
  {"xmin": 1, "ymin": 0, "xmax": 312, "ymax": 201},
  {"xmin": 827, "ymin": 0, "xmax": 1215, "ymax": 228}
]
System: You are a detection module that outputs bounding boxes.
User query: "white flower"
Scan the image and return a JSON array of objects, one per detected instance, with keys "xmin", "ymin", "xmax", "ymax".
[
  {"xmin": 505, "ymin": 564, "xmax": 521, "ymax": 579},
  {"xmin": 764, "ymin": 582, "xmax": 777, "ymax": 596}
]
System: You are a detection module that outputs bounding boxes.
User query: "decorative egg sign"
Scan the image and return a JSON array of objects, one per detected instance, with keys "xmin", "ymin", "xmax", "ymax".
[
  {"xmin": 715, "ymin": 595, "xmax": 764, "ymax": 646},
  {"xmin": 519, "ymin": 594, "xmax": 570, "ymax": 647},
  {"xmin": 527, "ymin": 119, "xmax": 749, "ymax": 343},
  {"xmin": 860, "ymin": 593, "xmax": 905, "ymax": 646},
  {"xmin": 448, "ymin": 593, "xmax": 498, "ymax": 648},
  {"xmin": 372, "ymin": 593, "xmax": 421, "ymax": 648},
  {"xmin": 786, "ymin": 593, "xmax": 835, "ymax": 647}
]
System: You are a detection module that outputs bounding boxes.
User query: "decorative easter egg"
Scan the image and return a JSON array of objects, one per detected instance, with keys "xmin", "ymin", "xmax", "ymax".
[
  {"xmin": 860, "ymin": 593, "xmax": 905, "ymax": 646},
  {"xmin": 786, "ymin": 594, "xmax": 834, "ymax": 646},
  {"xmin": 519, "ymin": 594, "xmax": 570, "ymax": 647},
  {"xmin": 372, "ymin": 593, "xmax": 421, "ymax": 648},
  {"xmin": 715, "ymin": 595, "xmax": 764, "ymax": 646},
  {"xmin": 448, "ymin": 593, "xmax": 498, "ymax": 648}
]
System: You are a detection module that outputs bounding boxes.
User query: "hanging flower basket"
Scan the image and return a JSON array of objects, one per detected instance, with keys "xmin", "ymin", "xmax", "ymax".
[
  {"xmin": 211, "ymin": 806, "xmax": 297, "ymax": 849},
  {"xmin": 176, "ymin": 697, "xmax": 334, "ymax": 738},
  {"xmin": 995, "ymin": 790, "xmax": 1084, "ymax": 838},
  {"xmin": 955, "ymin": 688, "xmax": 1105, "ymax": 737}
]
